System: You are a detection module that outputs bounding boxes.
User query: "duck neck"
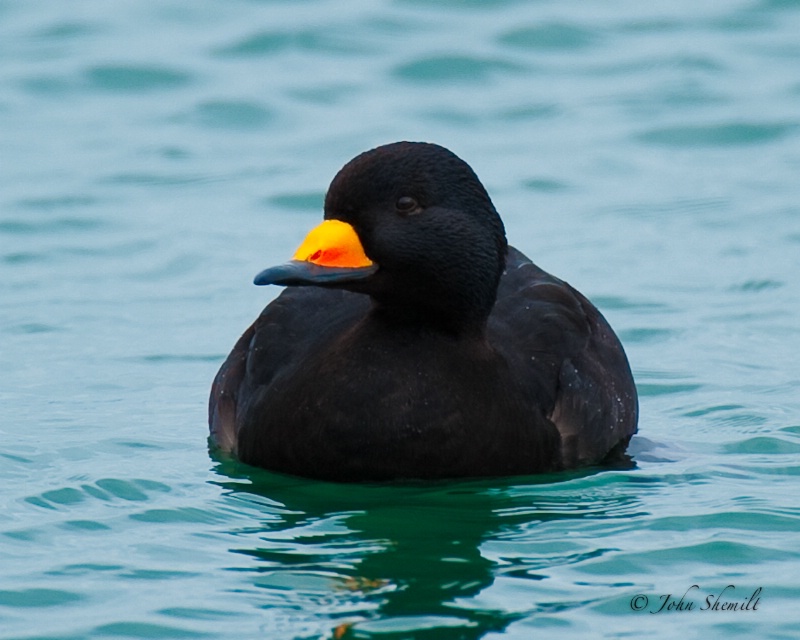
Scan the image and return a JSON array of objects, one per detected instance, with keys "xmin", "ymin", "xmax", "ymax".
[{"xmin": 369, "ymin": 295, "xmax": 491, "ymax": 338}]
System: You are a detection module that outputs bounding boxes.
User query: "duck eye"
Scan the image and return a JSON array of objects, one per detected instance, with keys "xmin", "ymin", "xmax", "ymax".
[{"xmin": 395, "ymin": 196, "xmax": 419, "ymax": 214}]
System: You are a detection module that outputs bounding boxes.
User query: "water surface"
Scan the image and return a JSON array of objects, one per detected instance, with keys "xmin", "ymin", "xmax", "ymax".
[{"xmin": 2, "ymin": 1, "xmax": 800, "ymax": 638}]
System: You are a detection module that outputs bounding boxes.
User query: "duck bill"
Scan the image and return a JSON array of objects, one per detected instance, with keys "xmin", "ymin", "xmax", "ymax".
[
  {"xmin": 254, "ymin": 219, "xmax": 378, "ymax": 287},
  {"xmin": 254, "ymin": 260, "xmax": 377, "ymax": 286}
]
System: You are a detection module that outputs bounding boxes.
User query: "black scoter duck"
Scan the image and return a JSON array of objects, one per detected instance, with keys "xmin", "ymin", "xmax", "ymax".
[{"xmin": 209, "ymin": 142, "xmax": 638, "ymax": 481}]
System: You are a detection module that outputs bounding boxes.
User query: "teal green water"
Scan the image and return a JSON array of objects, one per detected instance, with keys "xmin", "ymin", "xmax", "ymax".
[{"xmin": 2, "ymin": 1, "xmax": 800, "ymax": 638}]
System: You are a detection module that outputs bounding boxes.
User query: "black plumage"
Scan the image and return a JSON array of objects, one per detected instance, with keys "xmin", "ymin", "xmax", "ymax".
[{"xmin": 209, "ymin": 142, "xmax": 637, "ymax": 481}]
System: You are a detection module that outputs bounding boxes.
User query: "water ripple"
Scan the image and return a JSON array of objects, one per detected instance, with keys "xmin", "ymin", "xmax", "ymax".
[
  {"xmin": 637, "ymin": 122, "xmax": 797, "ymax": 147},
  {"xmin": 23, "ymin": 478, "xmax": 171, "ymax": 511},
  {"xmin": 730, "ymin": 279, "xmax": 784, "ymax": 292},
  {"xmin": 84, "ymin": 64, "xmax": 192, "ymax": 92},
  {"xmin": 215, "ymin": 29, "xmax": 369, "ymax": 57},
  {"xmin": 0, "ymin": 588, "xmax": 83, "ymax": 608},
  {"xmin": 0, "ymin": 217, "xmax": 103, "ymax": 235},
  {"xmin": 498, "ymin": 23, "xmax": 600, "ymax": 51},
  {"xmin": 263, "ymin": 192, "xmax": 325, "ymax": 212},
  {"xmin": 724, "ymin": 436, "xmax": 800, "ymax": 455},
  {"xmin": 393, "ymin": 54, "xmax": 523, "ymax": 84},
  {"xmin": 15, "ymin": 195, "xmax": 98, "ymax": 210},
  {"xmin": 193, "ymin": 100, "xmax": 274, "ymax": 130},
  {"xmin": 34, "ymin": 21, "xmax": 100, "ymax": 40},
  {"xmin": 92, "ymin": 622, "xmax": 212, "ymax": 639}
]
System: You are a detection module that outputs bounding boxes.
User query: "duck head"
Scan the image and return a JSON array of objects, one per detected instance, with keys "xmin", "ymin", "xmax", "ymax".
[{"xmin": 255, "ymin": 142, "xmax": 508, "ymax": 333}]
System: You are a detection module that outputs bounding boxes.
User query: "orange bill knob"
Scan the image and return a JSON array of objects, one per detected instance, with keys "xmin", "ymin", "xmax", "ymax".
[
  {"xmin": 254, "ymin": 219, "xmax": 378, "ymax": 287},
  {"xmin": 292, "ymin": 219, "xmax": 373, "ymax": 268}
]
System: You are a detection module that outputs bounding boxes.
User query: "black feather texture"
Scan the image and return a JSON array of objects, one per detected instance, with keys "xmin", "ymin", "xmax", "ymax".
[{"xmin": 209, "ymin": 142, "xmax": 638, "ymax": 481}]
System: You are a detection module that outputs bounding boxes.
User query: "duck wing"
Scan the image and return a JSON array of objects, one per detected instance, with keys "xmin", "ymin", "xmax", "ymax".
[
  {"xmin": 208, "ymin": 287, "xmax": 370, "ymax": 454},
  {"xmin": 489, "ymin": 247, "xmax": 638, "ymax": 467}
]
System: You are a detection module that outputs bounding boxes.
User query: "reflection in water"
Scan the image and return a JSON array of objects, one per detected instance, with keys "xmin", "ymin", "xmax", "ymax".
[{"xmin": 210, "ymin": 453, "xmax": 644, "ymax": 638}]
